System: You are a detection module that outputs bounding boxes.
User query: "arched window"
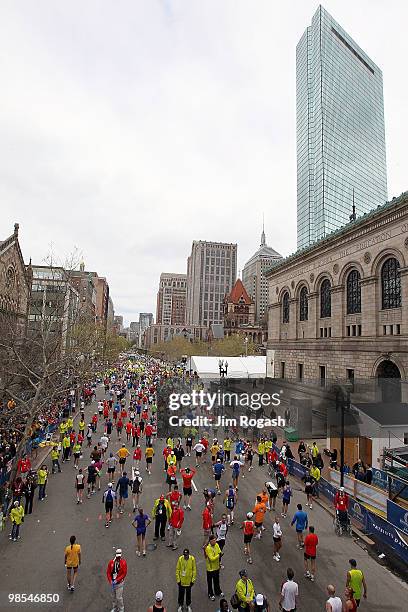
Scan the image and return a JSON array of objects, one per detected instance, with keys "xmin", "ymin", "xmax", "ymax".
[
  {"xmin": 282, "ymin": 292, "xmax": 290, "ymax": 323},
  {"xmin": 320, "ymin": 279, "xmax": 331, "ymax": 318},
  {"xmin": 382, "ymin": 258, "xmax": 401, "ymax": 309},
  {"xmin": 346, "ymin": 270, "xmax": 361, "ymax": 314},
  {"xmin": 299, "ymin": 286, "xmax": 308, "ymax": 321}
]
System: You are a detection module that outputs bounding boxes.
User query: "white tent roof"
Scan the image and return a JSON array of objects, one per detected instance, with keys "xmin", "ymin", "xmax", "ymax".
[{"xmin": 190, "ymin": 355, "xmax": 266, "ymax": 379}]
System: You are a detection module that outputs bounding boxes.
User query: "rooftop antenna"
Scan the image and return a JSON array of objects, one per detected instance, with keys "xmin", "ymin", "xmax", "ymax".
[
  {"xmin": 349, "ymin": 189, "xmax": 356, "ymax": 222},
  {"xmin": 260, "ymin": 213, "xmax": 266, "ymax": 246}
]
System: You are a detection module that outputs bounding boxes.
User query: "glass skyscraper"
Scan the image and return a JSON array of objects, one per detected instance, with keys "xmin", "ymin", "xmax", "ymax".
[{"xmin": 296, "ymin": 6, "xmax": 387, "ymax": 250}]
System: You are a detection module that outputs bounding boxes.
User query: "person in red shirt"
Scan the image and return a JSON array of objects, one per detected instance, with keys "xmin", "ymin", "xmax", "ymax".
[
  {"xmin": 202, "ymin": 505, "xmax": 213, "ymax": 546},
  {"xmin": 103, "ymin": 405, "xmax": 109, "ymax": 420},
  {"xmin": 70, "ymin": 430, "xmax": 76, "ymax": 446},
  {"xmin": 141, "ymin": 409, "xmax": 148, "ymax": 421},
  {"xmin": 167, "ymin": 485, "xmax": 182, "ymax": 511},
  {"xmin": 167, "ymin": 500, "xmax": 184, "ymax": 550},
  {"xmin": 125, "ymin": 421, "xmax": 132, "ymax": 442},
  {"xmin": 166, "ymin": 464, "xmax": 177, "ymax": 491},
  {"xmin": 120, "ymin": 408, "xmax": 127, "ymax": 420},
  {"xmin": 106, "ymin": 549, "xmax": 127, "ymax": 611},
  {"xmin": 241, "ymin": 512, "xmax": 255, "ymax": 564},
  {"xmin": 267, "ymin": 448, "xmax": 278, "ymax": 466},
  {"xmin": 91, "ymin": 413, "xmax": 98, "ymax": 432},
  {"xmin": 200, "ymin": 437, "xmax": 209, "ymax": 462},
  {"xmin": 17, "ymin": 456, "xmax": 31, "ymax": 475},
  {"xmin": 131, "ymin": 423, "xmax": 140, "ymax": 447},
  {"xmin": 145, "ymin": 423, "xmax": 153, "ymax": 445},
  {"xmin": 181, "ymin": 467, "xmax": 196, "ymax": 510},
  {"xmin": 163, "ymin": 446, "xmax": 172, "ymax": 471},
  {"xmin": 116, "ymin": 418, "xmax": 123, "ymax": 441},
  {"xmin": 133, "ymin": 445, "xmax": 142, "ymax": 469},
  {"xmin": 334, "ymin": 486, "xmax": 350, "ymax": 529},
  {"xmin": 77, "ymin": 432, "xmax": 84, "ymax": 446},
  {"xmin": 303, "ymin": 525, "xmax": 318, "ymax": 581}
]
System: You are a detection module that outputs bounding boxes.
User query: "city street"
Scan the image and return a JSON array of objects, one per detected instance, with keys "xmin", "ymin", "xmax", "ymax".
[{"xmin": 1, "ymin": 390, "xmax": 407, "ymax": 612}]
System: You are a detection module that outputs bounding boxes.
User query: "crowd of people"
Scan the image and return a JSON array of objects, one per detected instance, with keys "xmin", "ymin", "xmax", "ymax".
[{"xmin": 2, "ymin": 355, "xmax": 371, "ymax": 611}]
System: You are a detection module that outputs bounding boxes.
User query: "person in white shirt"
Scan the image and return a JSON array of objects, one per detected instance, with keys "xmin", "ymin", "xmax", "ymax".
[
  {"xmin": 272, "ymin": 516, "xmax": 283, "ymax": 562},
  {"xmin": 279, "ymin": 568, "xmax": 298, "ymax": 612},
  {"xmin": 193, "ymin": 442, "xmax": 205, "ymax": 467},
  {"xmin": 325, "ymin": 585, "xmax": 342, "ymax": 612},
  {"xmin": 99, "ymin": 434, "xmax": 109, "ymax": 456}
]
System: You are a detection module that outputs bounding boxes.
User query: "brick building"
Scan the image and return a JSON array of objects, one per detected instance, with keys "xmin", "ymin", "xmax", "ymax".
[
  {"xmin": 156, "ymin": 273, "xmax": 187, "ymax": 325},
  {"xmin": 265, "ymin": 191, "xmax": 408, "ymax": 398}
]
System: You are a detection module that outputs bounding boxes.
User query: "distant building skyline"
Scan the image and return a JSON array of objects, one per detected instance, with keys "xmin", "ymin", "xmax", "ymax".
[
  {"xmin": 156, "ymin": 272, "xmax": 187, "ymax": 326},
  {"xmin": 296, "ymin": 5, "xmax": 387, "ymax": 249},
  {"xmin": 186, "ymin": 240, "xmax": 237, "ymax": 327},
  {"xmin": 242, "ymin": 226, "xmax": 282, "ymax": 324}
]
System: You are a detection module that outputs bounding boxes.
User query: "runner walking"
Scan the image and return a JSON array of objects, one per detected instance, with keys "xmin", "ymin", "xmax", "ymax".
[
  {"xmin": 224, "ymin": 484, "xmax": 237, "ymax": 524},
  {"xmin": 64, "ymin": 535, "xmax": 81, "ymax": 592},
  {"xmin": 181, "ymin": 467, "xmax": 195, "ymax": 510},
  {"xmin": 303, "ymin": 526, "xmax": 318, "ymax": 581},
  {"xmin": 106, "ymin": 549, "xmax": 127, "ymax": 612},
  {"xmin": 272, "ymin": 516, "xmax": 283, "ymax": 562},
  {"xmin": 132, "ymin": 470, "xmax": 143, "ymax": 512},
  {"xmin": 346, "ymin": 559, "xmax": 367, "ymax": 607},
  {"xmin": 176, "ymin": 548, "xmax": 196, "ymax": 612},
  {"xmin": 102, "ymin": 483, "xmax": 116, "ymax": 527},
  {"xmin": 132, "ymin": 508, "xmax": 151, "ymax": 556},
  {"xmin": 291, "ymin": 504, "xmax": 308, "ymax": 548},
  {"xmin": 241, "ymin": 512, "xmax": 255, "ymax": 564},
  {"xmin": 75, "ymin": 469, "xmax": 85, "ymax": 504}
]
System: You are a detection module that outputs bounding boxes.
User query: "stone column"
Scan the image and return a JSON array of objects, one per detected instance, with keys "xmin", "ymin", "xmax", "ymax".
[{"xmin": 360, "ymin": 276, "xmax": 377, "ymax": 337}]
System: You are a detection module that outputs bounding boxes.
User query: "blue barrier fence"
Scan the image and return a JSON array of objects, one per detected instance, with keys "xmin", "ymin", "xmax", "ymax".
[{"xmin": 278, "ymin": 448, "xmax": 408, "ymax": 564}]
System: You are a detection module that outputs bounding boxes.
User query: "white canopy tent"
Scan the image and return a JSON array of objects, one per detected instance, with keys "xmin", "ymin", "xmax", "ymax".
[{"xmin": 190, "ymin": 355, "xmax": 266, "ymax": 380}]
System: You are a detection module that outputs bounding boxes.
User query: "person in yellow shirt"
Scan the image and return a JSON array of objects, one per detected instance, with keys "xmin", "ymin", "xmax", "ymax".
[
  {"xmin": 62, "ymin": 434, "xmax": 71, "ymax": 463},
  {"xmin": 166, "ymin": 437, "xmax": 174, "ymax": 450},
  {"xmin": 78, "ymin": 419, "xmax": 86, "ymax": 434},
  {"xmin": 166, "ymin": 451, "xmax": 177, "ymax": 468},
  {"xmin": 66, "ymin": 416, "xmax": 74, "ymax": 433},
  {"xmin": 204, "ymin": 535, "xmax": 223, "ymax": 601},
  {"xmin": 10, "ymin": 500, "xmax": 24, "ymax": 541},
  {"xmin": 145, "ymin": 445, "xmax": 155, "ymax": 475},
  {"xmin": 64, "ymin": 535, "xmax": 81, "ymax": 592},
  {"xmin": 176, "ymin": 548, "xmax": 197, "ymax": 610},
  {"xmin": 37, "ymin": 465, "xmax": 48, "ymax": 500},
  {"xmin": 210, "ymin": 442, "xmax": 220, "ymax": 464},
  {"xmin": 257, "ymin": 439, "xmax": 266, "ymax": 466},
  {"xmin": 59, "ymin": 420, "xmax": 67, "ymax": 441},
  {"xmin": 117, "ymin": 445, "xmax": 130, "ymax": 475},
  {"xmin": 223, "ymin": 437, "xmax": 232, "ymax": 462},
  {"xmin": 235, "ymin": 569, "xmax": 255, "ymax": 608}
]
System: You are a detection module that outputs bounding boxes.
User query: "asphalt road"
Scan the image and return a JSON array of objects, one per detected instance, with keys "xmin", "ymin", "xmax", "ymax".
[{"xmin": 0, "ymin": 388, "xmax": 407, "ymax": 612}]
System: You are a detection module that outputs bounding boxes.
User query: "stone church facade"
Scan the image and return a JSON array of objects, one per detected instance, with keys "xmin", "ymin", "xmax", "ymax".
[
  {"xmin": 265, "ymin": 191, "xmax": 408, "ymax": 394},
  {"xmin": 0, "ymin": 223, "xmax": 31, "ymax": 337}
]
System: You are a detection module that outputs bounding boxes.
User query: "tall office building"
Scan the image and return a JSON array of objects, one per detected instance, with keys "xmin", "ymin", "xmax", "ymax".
[
  {"xmin": 186, "ymin": 241, "xmax": 237, "ymax": 327},
  {"xmin": 242, "ymin": 226, "xmax": 282, "ymax": 324},
  {"xmin": 156, "ymin": 273, "xmax": 187, "ymax": 326},
  {"xmin": 296, "ymin": 5, "xmax": 387, "ymax": 249},
  {"xmin": 139, "ymin": 312, "xmax": 154, "ymax": 333}
]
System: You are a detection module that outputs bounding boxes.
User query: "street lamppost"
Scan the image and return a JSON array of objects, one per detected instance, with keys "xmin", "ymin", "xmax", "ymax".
[
  {"xmin": 334, "ymin": 382, "xmax": 352, "ymax": 487},
  {"xmin": 244, "ymin": 336, "xmax": 248, "ymax": 357},
  {"xmin": 219, "ymin": 359, "xmax": 228, "ymax": 379}
]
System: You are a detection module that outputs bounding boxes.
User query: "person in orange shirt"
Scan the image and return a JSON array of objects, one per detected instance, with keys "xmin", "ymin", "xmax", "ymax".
[
  {"xmin": 257, "ymin": 488, "xmax": 269, "ymax": 508},
  {"xmin": 252, "ymin": 495, "xmax": 267, "ymax": 539},
  {"xmin": 166, "ymin": 464, "xmax": 177, "ymax": 492},
  {"xmin": 125, "ymin": 421, "xmax": 132, "ymax": 443}
]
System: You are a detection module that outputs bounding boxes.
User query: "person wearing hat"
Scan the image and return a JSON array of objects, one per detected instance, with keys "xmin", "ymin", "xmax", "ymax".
[
  {"xmin": 106, "ymin": 549, "xmax": 127, "ymax": 612},
  {"xmin": 346, "ymin": 559, "xmax": 367, "ymax": 607},
  {"xmin": 254, "ymin": 593, "xmax": 270, "ymax": 612},
  {"xmin": 132, "ymin": 469, "xmax": 143, "ymax": 512},
  {"xmin": 102, "ymin": 483, "xmax": 116, "ymax": 527},
  {"xmin": 235, "ymin": 569, "xmax": 255, "ymax": 611},
  {"xmin": 176, "ymin": 548, "xmax": 196, "ymax": 612},
  {"xmin": 334, "ymin": 487, "xmax": 349, "ymax": 528},
  {"xmin": 147, "ymin": 590, "xmax": 167, "ymax": 612},
  {"xmin": 152, "ymin": 495, "xmax": 172, "ymax": 541},
  {"xmin": 9, "ymin": 500, "xmax": 24, "ymax": 541}
]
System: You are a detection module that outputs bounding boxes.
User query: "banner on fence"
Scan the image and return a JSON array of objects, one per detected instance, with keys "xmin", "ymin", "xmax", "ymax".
[
  {"xmin": 348, "ymin": 499, "xmax": 368, "ymax": 529},
  {"xmin": 365, "ymin": 511, "xmax": 408, "ymax": 565},
  {"xmin": 387, "ymin": 499, "xmax": 408, "ymax": 536},
  {"xmin": 288, "ymin": 459, "xmax": 308, "ymax": 481},
  {"xmin": 318, "ymin": 477, "xmax": 336, "ymax": 504}
]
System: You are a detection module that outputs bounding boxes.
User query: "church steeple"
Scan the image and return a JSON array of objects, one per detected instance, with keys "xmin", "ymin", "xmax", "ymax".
[{"xmin": 260, "ymin": 214, "xmax": 266, "ymax": 246}]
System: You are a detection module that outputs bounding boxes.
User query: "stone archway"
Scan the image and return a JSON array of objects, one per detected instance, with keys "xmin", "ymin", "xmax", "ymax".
[{"xmin": 376, "ymin": 359, "xmax": 401, "ymax": 403}]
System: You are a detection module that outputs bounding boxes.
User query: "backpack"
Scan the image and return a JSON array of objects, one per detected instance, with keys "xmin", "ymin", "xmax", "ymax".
[
  {"xmin": 226, "ymin": 491, "xmax": 235, "ymax": 509},
  {"xmin": 133, "ymin": 477, "xmax": 142, "ymax": 493},
  {"xmin": 230, "ymin": 592, "xmax": 240, "ymax": 609},
  {"xmin": 105, "ymin": 489, "xmax": 113, "ymax": 503}
]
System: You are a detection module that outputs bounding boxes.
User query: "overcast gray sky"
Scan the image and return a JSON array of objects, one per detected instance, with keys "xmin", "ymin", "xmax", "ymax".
[{"xmin": 2, "ymin": 1, "xmax": 407, "ymax": 325}]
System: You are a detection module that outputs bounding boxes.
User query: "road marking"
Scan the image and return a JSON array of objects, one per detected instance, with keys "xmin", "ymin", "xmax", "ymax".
[{"xmin": 192, "ymin": 479, "xmax": 198, "ymax": 492}]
